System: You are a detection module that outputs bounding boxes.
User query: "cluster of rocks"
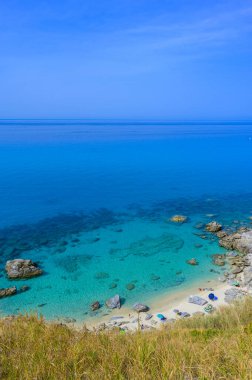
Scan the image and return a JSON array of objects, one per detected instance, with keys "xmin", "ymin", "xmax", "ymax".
[
  {"xmin": 0, "ymin": 259, "xmax": 43, "ymax": 300},
  {"xmin": 0, "ymin": 286, "xmax": 17, "ymax": 298},
  {"xmin": 89, "ymin": 299, "xmax": 150, "ymax": 332},
  {"xmin": 224, "ymin": 288, "xmax": 246, "ymax": 303},
  {"xmin": 207, "ymin": 221, "xmax": 252, "ymax": 296},
  {"xmin": 0, "ymin": 285, "xmax": 30, "ymax": 299}
]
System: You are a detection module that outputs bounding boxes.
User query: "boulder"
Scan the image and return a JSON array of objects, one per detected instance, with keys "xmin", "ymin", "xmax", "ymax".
[
  {"xmin": 151, "ymin": 274, "xmax": 160, "ymax": 280},
  {"xmin": 5, "ymin": 259, "xmax": 43, "ymax": 279},
  {"xmin": 224, "ymin": 288, "xmax": 244, "ymax": 303},
  {"xmin": 106, "ymin": 294, "xmax": 121, "ymax": 309},
  {"xmin": 232, "ymin": 266, "xmax": 243, "ymax": 275},
  {"xmin": 133, "ymin": 303, "xmax": 149, "ymax": 313},
  {"xmin": 243, "ymin": 267, "xmax": 252, "ymax": 289},
  {"xmin": 170, "ymin": 215, "xmax": 187, "ymax": 223},
  {"xmin": 205, "ymin": 221, "xmax": 222, "ymax": 233},
  {"xmin": 0, "ymin": 286, "xmax": 17, "ymax": 298},
  {"xmin": 91, "ymin": 301, "xmax": 101, "ymax": 311}
]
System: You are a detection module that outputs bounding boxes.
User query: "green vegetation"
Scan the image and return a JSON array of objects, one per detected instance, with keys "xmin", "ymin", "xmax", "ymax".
[{"xmin": 1, "ymin": 298, "xmax": 252, "ymax": 379}]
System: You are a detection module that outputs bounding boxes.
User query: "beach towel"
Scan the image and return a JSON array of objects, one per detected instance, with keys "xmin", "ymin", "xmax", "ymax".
[
  {"xmin": 188, "ymin": 295, "xmax": 208, "ymax": 306},
  {"xmin": 204, "ymin": 304, "xmax": 214, "ymax": 313},
  {"xmin": 157, "ymin": 313, "xmax": 166, "ymax": 321}
]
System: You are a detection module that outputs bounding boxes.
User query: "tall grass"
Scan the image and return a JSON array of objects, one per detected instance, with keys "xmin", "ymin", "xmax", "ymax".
[{"xmin": 1, "ymin": 298, "xmax": 252, "ymax": 379}]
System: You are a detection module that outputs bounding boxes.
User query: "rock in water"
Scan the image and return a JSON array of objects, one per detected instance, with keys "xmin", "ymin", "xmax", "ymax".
[
  {"xmin": 91, "ymin": 301, "xmax": 101, "ymax": 311},
  {"xmin": 20, "ymin": 285, "xmax": 30, "ymax": 292},
  {"xmin": 133, "ymin": 303, "xmax": 149, "ymax": 312},
  {"xmin": 205, "ymin": 221, "xmax": 222, "ymax": 233},
  {"xmin": 126, "ymin": 283, "xmax": 135, "ymax": 290},
  {"xmin": 0, "ymin": 286, "xmax": 17, "ymax": 298},
  {"xmin": 212, "ymin": 254, "xmax": 226, "ymax": 266},
  {"xmin": 170, "ymin": 215, "xmax": 187, "ymax": 223},
  {"xmin": 186, "ymin": 258, "xmax": 199, "ymax": 266},
  {"xmin": 5, "ymin": 259, "xmax": 43, "ymax": 279},
  {"xmin": 106, "ymin": 294, "xmax": 121, "ymax": 309}
]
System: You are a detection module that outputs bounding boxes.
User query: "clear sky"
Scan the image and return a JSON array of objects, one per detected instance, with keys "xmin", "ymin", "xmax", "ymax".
[{"xmin": 0, "ymin": 0, "xmax": 251, "ymax": 120}]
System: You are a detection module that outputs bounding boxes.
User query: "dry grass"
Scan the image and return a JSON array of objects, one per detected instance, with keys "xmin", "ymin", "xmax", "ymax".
[{"xmin": 1, "ymin": 298, "xmax": 252, "ymax": 379}]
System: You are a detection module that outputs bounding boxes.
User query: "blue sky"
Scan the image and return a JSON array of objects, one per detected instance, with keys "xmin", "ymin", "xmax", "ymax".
[{"xmin": 0, "ymin": 0, "xmax": 251, "ymax": 119}]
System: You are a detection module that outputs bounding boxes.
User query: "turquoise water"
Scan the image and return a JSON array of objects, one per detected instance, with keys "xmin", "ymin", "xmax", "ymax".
[{"xmin": 0, "ymin": 121, "xmax": 252, "ymax": 321}]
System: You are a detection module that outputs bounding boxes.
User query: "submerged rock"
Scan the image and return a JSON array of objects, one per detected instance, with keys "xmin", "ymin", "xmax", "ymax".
[
  {"xmin": 106, "ymin": 294, "xmax": 121, "ymax": 309},
  {"xmin": 63, "ymin": 317, "xmax": 76, "ymax": 323},
  {"xmin": 133, "ymin": 303, "xmax": 149, "ymax": 313},
  {"xmin": 194, "ymin": 244, "xmax": 203, "ymax": 248},
  {"xmin": 194, "ymin": 222, "xmax": 204, "ymax": 230},
  {"xmin": 5, "ymin": 259, "xmax": 43, "ymax": 279},
  {"xmin": 110, "ymin": 233, "xmax": 184, "ymax": 258},
  {"xmin": 126, "ymin": 283, "xmax": 135, "ymax": 290},
  {"xmin": 151, "ymin": 274, "xmax": 160, "ymax": 281},
  {"xmin": 205, "ymin": 221, "xmax": 222, "ymax": 233},
  {"xmin": 95, "ymin": 272, "xmax": 110, "ymax": 280},
  {"xmin": 0, "ymin": 286, "xmax": 17, "ymax": 298},
  {"xmin": 91, "ymin": 301, "xmax": 101, "ymax": 311},
  {"xmin": 212, "ymin": 254, "xmax": 226, "ymax": 266},
  {"xmin": 20, "ymin": 285, "xmax": 30, "ymax": 292},
  {"xmin": 186, "ymin": 258, "xmax": 198, "ymax": 266},
  {"xmin": 109, "ymin": 282, "xmax": 117, "ymax": 289}
]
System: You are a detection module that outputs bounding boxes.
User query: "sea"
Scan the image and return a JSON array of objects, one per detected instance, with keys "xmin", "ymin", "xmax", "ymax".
[{"xmin": 0, "ymin": 120, "xmax": 251, "ymax": 321}]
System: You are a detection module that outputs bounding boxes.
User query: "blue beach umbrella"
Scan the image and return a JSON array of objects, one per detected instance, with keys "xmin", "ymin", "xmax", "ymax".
[{"xmin": 208, "ymin": 293, "xmax": 218, "ymax": 301}]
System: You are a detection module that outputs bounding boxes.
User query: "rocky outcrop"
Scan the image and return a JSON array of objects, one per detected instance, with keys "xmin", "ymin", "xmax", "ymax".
[
  {"xmin": 133, "ymin": 303, "xmax": 149, "ymax": 312},
  {"xmin": 5, "ymin": 259, "xmax": 43, "ymax": 279},
  {"xmin": 0, "ymin": 286, "xmax": 17, "ymax": 298},
  {"xmin": 243, "ymin": 263, "xmax": 252, "ymax": 289},
  {"xmin": 210, "ymin": 229, "xmax": 252, "ymax": 292},
  {"xmin": 106, "ymin": 294, "xmax": 121, "ymax": 309},
  {"xmin": 205, "ymin": 221, "xmax": 222, "ymax": 233},
  {"xmin": 224, "ymin": 288, "xmax": 245, "ymax": 303},
  {"xmin": 219, "ymin": 230, "xmax": 252, "ymax": 254}
]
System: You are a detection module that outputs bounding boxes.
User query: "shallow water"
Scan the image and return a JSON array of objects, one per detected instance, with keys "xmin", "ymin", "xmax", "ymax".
[{"xmin": 0, "ymin": 121, "xmax": 251, "ymax": 321}]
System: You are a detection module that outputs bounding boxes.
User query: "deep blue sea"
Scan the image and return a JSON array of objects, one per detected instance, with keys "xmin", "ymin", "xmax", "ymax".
[{"xmin": 0, "ymin": 121, "xmax": 252, "ymax": 321}]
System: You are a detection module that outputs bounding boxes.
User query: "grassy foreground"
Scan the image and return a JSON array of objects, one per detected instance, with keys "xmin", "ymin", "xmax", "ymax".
[{"xmin": 1, "ymin": 299, "xmax": 252, "ymax": 379}]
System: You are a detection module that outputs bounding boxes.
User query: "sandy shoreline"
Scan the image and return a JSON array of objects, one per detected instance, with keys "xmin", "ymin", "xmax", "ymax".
[
  {"xmin": 77, "ymin": 226, "xmax": 252, "ymax": 332},
  {"xmin": 76, "ymin": 279, "xmax": 234, "ymax": 332}
]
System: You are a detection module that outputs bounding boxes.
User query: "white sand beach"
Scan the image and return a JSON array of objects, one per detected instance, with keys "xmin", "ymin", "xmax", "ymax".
[{"xmin": 80, "ymin": 281, "xmax": 242, "ymax": 332}]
